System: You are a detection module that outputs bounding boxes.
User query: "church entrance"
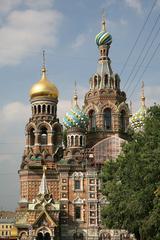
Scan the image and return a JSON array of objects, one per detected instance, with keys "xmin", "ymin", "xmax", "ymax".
[{"xmin": 36, "ymin": 231, "xmax": 51, "ymax": 240}]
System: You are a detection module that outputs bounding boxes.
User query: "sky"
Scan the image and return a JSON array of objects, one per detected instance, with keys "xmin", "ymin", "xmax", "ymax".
[{"xmin": 0, "ymin": 0, "xmax": 160, "ymax": 210}]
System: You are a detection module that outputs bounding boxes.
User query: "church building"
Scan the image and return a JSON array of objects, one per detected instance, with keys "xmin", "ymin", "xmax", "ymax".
[{"xmin": 15, "ymin": 18, "xmax": 136, "ymax": 240}]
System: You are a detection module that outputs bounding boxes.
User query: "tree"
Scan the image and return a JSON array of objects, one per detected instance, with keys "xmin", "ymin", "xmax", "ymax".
[{"xmin": 101, "ymin": 105, "xmax": 160, "ymax": 240}]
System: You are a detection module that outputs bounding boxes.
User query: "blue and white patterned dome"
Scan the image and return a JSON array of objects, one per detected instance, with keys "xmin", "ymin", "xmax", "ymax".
[
  {"xmin": 63, "ymin": 95, "xmax": 88, "ymax": 129},
  {"xmin": 130, "ymin": 106, "xmax": 147, "ymax": 130},
  {"xmin": 130, "ymin": 82, "xmax": 147, "ymax": 130},
  {"xmin": 95, "ymin": 18, "xmax": 112, "ymax": 47}
]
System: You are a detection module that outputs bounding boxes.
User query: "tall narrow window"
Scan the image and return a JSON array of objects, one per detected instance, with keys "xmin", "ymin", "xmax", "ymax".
[
  {"xmin": 104, "ymin": 108, "xmax": 112, "ymax": 130},
  {"xmin": 89, "ymin": 110, "xmax": 96, "ymax": 130},
  {"xmin": 74, "ymin": 179, "xmax": 81, "ymax": 190},
  {"xmin": 47, "ymin": 105, "xmax": 50, "ymax": 114},
  {"xmin": 40, "ymin": 127, "xmax": 47, "ymax": 145},
  {"xmin": 30, "ymin": 128, "xmax": 35, "ymax": 146},
  {"xmin": 75, "ymin": 136, "xmax": 78, "ymax": 146},
  {"xmin": 80, "ymin": 136, "xmax": 83, "ymax": 146},
  {"xmin": 38, "ymin": 105, "xmax": 41, "ymax": 114},
  {"xmin": 120, "ymin": 110, "xmax": 126, "ymax": 131},
  {"xmin": 75, "ymin": 206, "xmax": 81, "ymax": 219},
  {"xmin": 104, "ymin": 75, "xmax": 108, "ymax": 87},
  {"xmin": 71, "ymin": 136, "xmax": 74, "ymax": 146},
  {"xmin": 42, "ymin": 105, "xmax": 46, "ymax": 113},
  {"xmin": 94, "ymin": 76, "xmax": 97, "ymax": 88}
]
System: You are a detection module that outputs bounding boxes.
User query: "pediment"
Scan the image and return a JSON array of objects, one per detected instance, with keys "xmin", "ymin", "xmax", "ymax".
[{"xmin": 33, "ymin": 210, "xmax": 57, "ymax": 228}]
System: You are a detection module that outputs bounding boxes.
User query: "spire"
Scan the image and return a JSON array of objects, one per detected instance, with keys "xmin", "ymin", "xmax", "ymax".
[
  {"xmin": 101, "ymin": 14, "xmax": 107, "ymax": 32},
  {"xmin": 41, "ymin": 50, "xmax": 47, "ymax": 81},
  {"xmin": 141, "ymin": 81, "xmax": 146, "ymax": 108},
  {"xmin": 72, "ymin": 81, "xmax": 78, "ymax": 107},
  {"xmin": 130, "ymin": 101, "xmax": 133, "ymax": 116},
  {"xmin": 38, "ymin": 165, "xmax": 49, "ymax": 195}
]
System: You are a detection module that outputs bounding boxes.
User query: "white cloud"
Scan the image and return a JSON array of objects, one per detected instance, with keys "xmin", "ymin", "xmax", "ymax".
[
  {"xmin": 0, "ymin": 0, "xmax": 21, "ymax": 12},
  {"xmin": 124, "ymin": 0, "xmax": 142, "ymax": 14},
  {"xmin": 0, "ymin": 9, "xmax": 62, "ymax": 66},
  {"xmin": 72, "ymin": 33, "xmax": 87, "ymax": 49},
  {"xmin": 1, "ymin": 102, "xmax": 30, "ymax": 123},
  {"xmin": 0, "ymin": 0, "xmax": 54, "ymax": 12}
]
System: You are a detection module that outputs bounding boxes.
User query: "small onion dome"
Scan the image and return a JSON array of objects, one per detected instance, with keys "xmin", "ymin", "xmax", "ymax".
[
  {"xmin": 130, "ymin": 106, "xmax": 147, "ymax": 130},
  {"xmin": 95, "ymin": 31, "xmax": 112, "ymax": 47},
  {"xmin": 95, "ymin": 18, "xmax": 112, "ymax": 47},
  {"xmin": 63, "ymin": 95, "xmax": 88, "ymax": 129},
  {"xmin": 30, "ymin": 67, "xmax": 59, "ymax": 99}
]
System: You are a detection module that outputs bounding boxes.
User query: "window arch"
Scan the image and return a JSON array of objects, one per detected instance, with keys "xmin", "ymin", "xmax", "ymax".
[
  {"xmin": 89, "ymin": 110, "xmax": 96, "ymax": 130},
  {"xmin": 75, "ymin": 136, "xmax": 78, "ymax": 146},
  {"xmin": 94, "ymin": 76, "xmax": 97, "ymax": 88},
  {"xmin": 42, "ymin": 105, "xmax": 46, "ymax": 114},
  {"xmin": 34, "ymin": 105, "xmax": 36, "ymax": 114},
  {"xmin": 38, "ymin": 105, "xmax": 41, "ymax": 114},
  {"xmin": 80, "ymin": 136, "xmax": 83, "ymax": 146},
  {"xmin": 40, "ymin": 127, "xmax": 48, "ymax": 145},
  {"xmin": 104, "ymin": 108, "xmax": 112, "ymax": 130},
  {"xmin": 104, "ymin": 75, "xmax": 108, "ymax": 87},
  {"xmin": 30, "ymin": 128, "xmax": 35, "ymax": 146},
  {"xmin": 71, "ymin": 136, "xmax": 74, "ymax": 146},
  {"xmin": 120, "ymin": 110, "xmax": 126, "ymax": 131},
  {"xmin": 47, "ymin": 105, "xmax": 50, "ymax": 114}
]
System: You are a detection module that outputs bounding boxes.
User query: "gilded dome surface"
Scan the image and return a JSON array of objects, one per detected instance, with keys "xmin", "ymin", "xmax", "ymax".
[
  {"xmin": 30, "ymin": 67, "xmax": 58, "ymax": 99},
  {"xmin": 63, "ymin": 95, "xmax": 88, "ymax": 129}
]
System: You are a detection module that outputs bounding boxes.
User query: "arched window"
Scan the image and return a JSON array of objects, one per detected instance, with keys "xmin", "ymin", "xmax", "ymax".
[
  {"xmin": 40, "ymin": 127, "xmax": 48, "ymax": 145},
  {"xmin": 104, "ymin": 108, "xmax": 112, "ymax": 130},
  {"xmin": 36, "ymin": 232, "xmax": 43, "ymax": 240},
  {"xmin": 94, "ymin": 76, "xmax": 97, "ymax": 88},
  {"xmin": 47, "ymin": 105, "xmax": 50, "ymax": 114},
  {"xmin": 44, "ymin": 232, "xmax": 51, "ymax": 240},
  {"xmin": 71, "ymin": 136, "xmax": 74, "ymax": 146},
  {"xmin": 120, "ymin": 110, "xmax": 126, "ymax": 131},
  {"xmin": 75, "ymin": 136, "xmax": 78, "ymax": 146},
  {"xmin": 42, "ymin": 105, "xmax": 46, "ymax": 114},
  {"xmin": 89, "ymin": 110, "xmax": 96, "ymax": 130},
  {"xmin": 38, "ymin": 105, "xmax": 41, "ymax": 114},
  {"xmin": 30, "ymin": 128, "xmax": 35, "ymax": 146},
  {"xmin": 80, "ymin": 136, "xmax": 83, "ymax": 146},
  {"xmin": 104, "ymin": 75, "xmax": 108, "ymax": 87},
  {"xmin": 34, "ymin": 106, "xmax": 36, "ymax": 114}
]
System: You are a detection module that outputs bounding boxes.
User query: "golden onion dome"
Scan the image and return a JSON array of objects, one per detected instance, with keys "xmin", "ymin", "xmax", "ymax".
[{"xmin": 29, "ymin": 67, "xmax": 59, "ymax": 99}]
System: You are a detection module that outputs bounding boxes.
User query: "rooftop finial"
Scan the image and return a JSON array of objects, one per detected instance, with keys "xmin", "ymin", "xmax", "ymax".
[
  {"xmin": 130, "ymin": 100, "xmax": 132, "ymax": 116},
  {"xmin": 38, "ymin": 165, "xmax": 49, "ymax": 196},
  {"xmin": 42, "ymin": 50, "xmax": 45, "ymax": 68},
  {"xmin": 141, "ymin": 81, "xmax": 146, "ymax": 108},
  {"xmin": 101, "ymin": 9, "xmax": 107, "ymax": 32},
  {"xmin": 72, "ymin": 81, "xmax": 78, "ymax": 107}
]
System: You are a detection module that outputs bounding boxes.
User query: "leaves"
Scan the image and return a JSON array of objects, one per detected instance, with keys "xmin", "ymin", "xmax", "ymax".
[{"xmin": 101, "ymin": 105, "xmax": 160, "ymax": 240}]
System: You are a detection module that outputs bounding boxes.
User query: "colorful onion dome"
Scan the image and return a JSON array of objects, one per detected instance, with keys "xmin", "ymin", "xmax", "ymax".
[
  {"xmin": 130, "ymin": 106, "xmax": 147, "ymax": 130},
  {"xmin": 95, "ymin": 18, "xmax": 112, "ymax": 47},
  {"xmin": 63, "ymin": 95, "xmax": 88, "ymax": 129},
  {"xmin": 30, "ymin": 67, "xmax": 58, "ymax": 99}
]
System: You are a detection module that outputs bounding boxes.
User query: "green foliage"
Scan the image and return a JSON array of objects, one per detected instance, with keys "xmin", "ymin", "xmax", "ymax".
[{"xmin": 101, "ymin": 105, "xmax": 160, "ymax": 240}]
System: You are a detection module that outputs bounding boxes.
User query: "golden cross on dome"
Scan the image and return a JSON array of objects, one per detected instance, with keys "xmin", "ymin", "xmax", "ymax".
[
  {"xmin": 74, "ymin": 81, "xmax": 77, "ymax": 96},
  {"xmin": 101, "ymin": 9, "xmax": 107, "ymax": 31},
  {"xmin": 42, "ymin": 50, "xmax": 46, "ymax": 68}
]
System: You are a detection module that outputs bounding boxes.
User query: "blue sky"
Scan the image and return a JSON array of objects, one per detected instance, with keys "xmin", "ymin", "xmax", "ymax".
[{"xmin": 0, "ymin": 0, "xmax": 160, "ymax": 210}]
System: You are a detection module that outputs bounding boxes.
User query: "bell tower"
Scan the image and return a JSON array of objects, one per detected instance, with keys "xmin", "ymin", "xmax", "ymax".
[
  {"xmin": 19, "ymin": 52, "xmax": 62, "ymax": 204},
  {"xmin": 84, "ymin": 18, "xmax": 129, "ymax": 147}
]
